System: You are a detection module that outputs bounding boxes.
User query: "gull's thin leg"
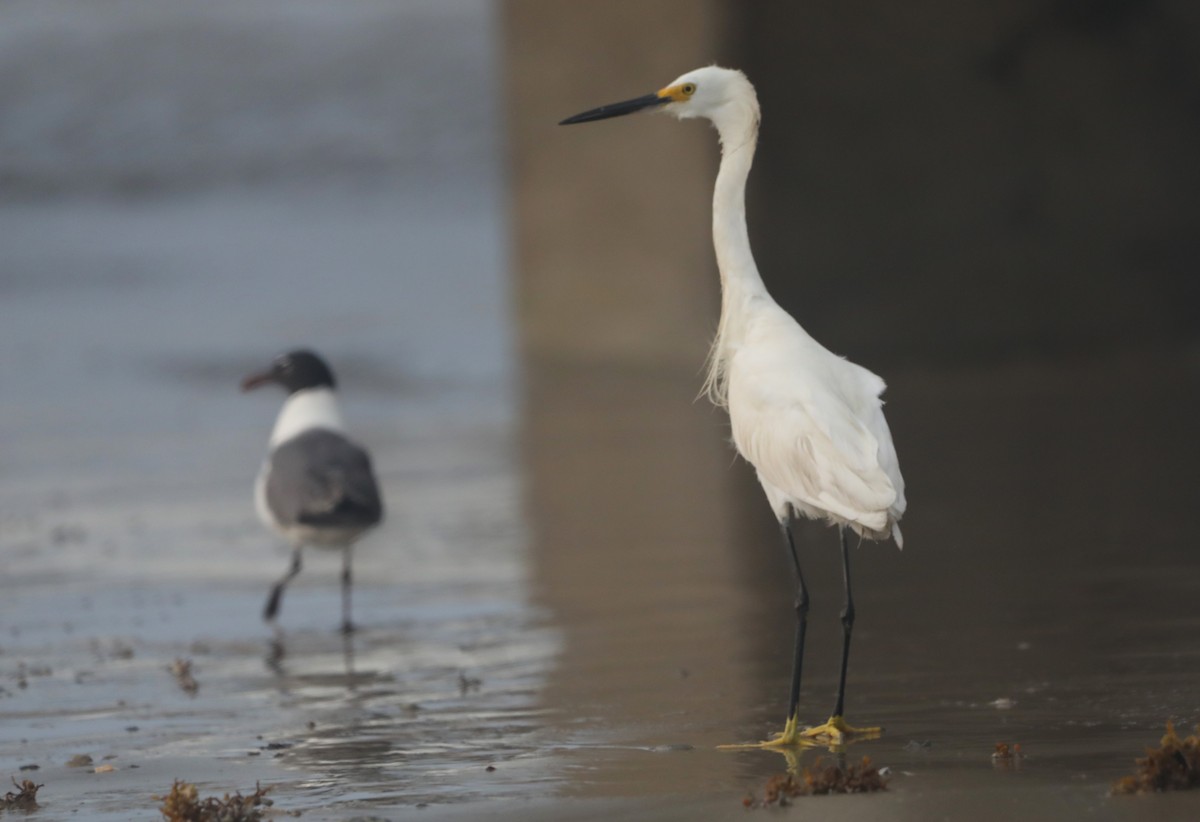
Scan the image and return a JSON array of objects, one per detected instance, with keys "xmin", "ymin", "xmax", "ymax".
[
  {"xmin": 340, "ymin": 545, "xmax": 356, "ymax": 635},
  {"xmin": 264, "ymin": 547, "xmax": 302, "ymax": 622},
  {"xmin": 799, "ymin": 527, "xmax": 881, "ymax": 742}
]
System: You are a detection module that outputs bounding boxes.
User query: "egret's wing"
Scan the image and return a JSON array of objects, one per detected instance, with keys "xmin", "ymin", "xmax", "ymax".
[
  {"xmin": 265, "ymin": 429, "xmax": 384, "ymax": 529},
  {"xmin": 860, "ymin": 391, "xmax": 906, "ymax": 518},
  {"xmin": 730, "ymin": 318, "xmax": 900, "ymax": 530},
  {"xmin": 737, "ymin": 400, "xmax": 895, "ymax": 529}
]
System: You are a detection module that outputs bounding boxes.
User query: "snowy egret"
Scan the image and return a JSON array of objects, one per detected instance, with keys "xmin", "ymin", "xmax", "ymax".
[
  {"xmin": 242, "ymin": 350, "xmax": 384, "ymax": 634},
  {"xmin": 561, "ymin": 66, "xmax": 906, "ymax": 746}
]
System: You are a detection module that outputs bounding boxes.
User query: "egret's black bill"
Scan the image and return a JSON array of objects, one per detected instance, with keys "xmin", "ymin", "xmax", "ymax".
[{"xmin": 559, "ymin": 93, "xmax": 668, "ymax": 125}]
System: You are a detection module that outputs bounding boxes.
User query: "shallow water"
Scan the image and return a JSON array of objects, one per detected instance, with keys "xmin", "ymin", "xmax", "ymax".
[
  {"xmin": 515, "ymin": 354, "xmax": 1200, "ymax": 820},
  {"xmin": 6, "ymin": 333, "xmax": 1199, "ymax": 820}
]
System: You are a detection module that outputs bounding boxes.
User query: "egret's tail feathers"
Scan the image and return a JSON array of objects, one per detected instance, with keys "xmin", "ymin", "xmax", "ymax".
[{"xmin": 892, "ymin": 522, "xmax": 903, "ymax": 550}]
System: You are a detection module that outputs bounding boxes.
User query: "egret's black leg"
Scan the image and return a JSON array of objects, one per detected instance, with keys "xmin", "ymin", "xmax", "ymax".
[
  {"xmin": 340, "ymin": 546, "xmax": 356, "ymax": 635},
  {"xmin": 832, "ymin": 526, "xmax": 855, "ymax": 718},
  {"xmin": 794, "ymin": 527, "xmax": 881, "ymax": 742},
  {"xmin": 782, "ymin": 517, "xmax": 810, "ymax": 727},
  {"xmin": 264, "ymin": 547, "xmax": 302, "ymax": 622},
  {"xmin": 719, "ymin": 519, "xmax": 877, "ymax": 750}
]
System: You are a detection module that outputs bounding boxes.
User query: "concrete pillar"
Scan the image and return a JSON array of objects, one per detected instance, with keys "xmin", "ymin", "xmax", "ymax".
[
  {"xmin": 503, "ymin": 1, "xmax": 787, "ymax": 762},
  {"xmin": 504, "ymin": 0, "xmax": 726, "ymax": 367}
]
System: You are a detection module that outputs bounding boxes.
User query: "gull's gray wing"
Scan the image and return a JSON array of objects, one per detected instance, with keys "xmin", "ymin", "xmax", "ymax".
[{"xmin": 265, "ymin": 428, "xmax": 383, "ymax": 530}]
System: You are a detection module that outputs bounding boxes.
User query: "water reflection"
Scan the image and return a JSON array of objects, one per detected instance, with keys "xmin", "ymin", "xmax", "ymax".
[
  {"xmin": 520, "ymin": 349, "xmax": 1200, "ymax": 808},
  {"xmin": 522, "ymin": 361, "xmax": 771, "ymax": 782},
  {"xmin": 242, "ymin": 423, "xmax": 563, "ymax": 807},
  {"xmin": 264, "ymin": 631, "xmax": 362, "ymax": 691}
]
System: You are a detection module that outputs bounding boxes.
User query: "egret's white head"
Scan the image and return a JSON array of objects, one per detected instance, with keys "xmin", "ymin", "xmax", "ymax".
[{"xmin": 560, "ymin": 65, "xmax": 760, "ymax": 138}]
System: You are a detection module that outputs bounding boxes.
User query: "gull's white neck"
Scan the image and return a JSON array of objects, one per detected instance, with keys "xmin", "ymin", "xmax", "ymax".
[
  {"xmin": 704, "ymin": 102, "xmax": 770, "ymax": 405},
  {"xmin": 269, "ymin": 386, "xmax": 345, "ymax": 447}
]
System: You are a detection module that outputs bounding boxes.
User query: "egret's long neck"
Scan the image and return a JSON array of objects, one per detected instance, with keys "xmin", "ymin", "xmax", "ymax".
[
  {"xmin": 704, "ymin": 108, "xmax": 767, "ymax": 405},
  {"xmin": 269, "ymin": 387, "xmax": 345, "ymax": 447}
]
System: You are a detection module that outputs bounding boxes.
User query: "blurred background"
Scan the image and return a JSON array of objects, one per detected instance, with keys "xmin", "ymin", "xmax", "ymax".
[{"xmin": 2, "ymin": 0, "xmax": 1199, "ymax": 817}]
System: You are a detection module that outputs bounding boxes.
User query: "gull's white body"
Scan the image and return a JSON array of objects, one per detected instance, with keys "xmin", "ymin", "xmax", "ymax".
[
  {"xmin": 673, "ymin": 66, "xmax": 905, "ymax": 544},
  {"xmin": 265, "ymin": 387, "xmax": 346, "ymax": 448},
  {"xmin": 254, "ymin": 386, "xmax": 359, "ymax": 547}
]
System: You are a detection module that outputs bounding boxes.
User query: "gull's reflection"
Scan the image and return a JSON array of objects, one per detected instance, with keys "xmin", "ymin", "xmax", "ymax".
[
  {"xmin": 265, "ymin": 632, "xmax": 286, "ymax": 677},
  {"xmin": 342, "ymin": 631, "xmax": 356, "ymax": 689},
  {"xmin": 263, "ymin": 628, "xmax": 359, "ymax": 691}
]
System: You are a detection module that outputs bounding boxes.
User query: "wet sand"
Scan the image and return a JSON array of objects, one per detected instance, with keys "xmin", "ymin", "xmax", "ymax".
[
  {"xmin": 5, "ymin": 331, "xmax": 1199, "ymax": 819},
  {"xmin": 517, "ymin": 351, "xmax": 1200, "ymax": 820}
]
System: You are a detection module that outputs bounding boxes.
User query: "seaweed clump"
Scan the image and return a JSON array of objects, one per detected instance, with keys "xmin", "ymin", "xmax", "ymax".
[
  {"xmin": 168, "ymin": 659, "xmax": 199, "ymax": 696},
  {"xmin": 2, "ymin": 778, "xmax": 42, "ymax": 810},
  {"xmin": 744, "ymin": 757, "xmax": 888, "ymax": 808},
  {"xmin": 156, "ymin": 780, "xmax": 272, "ymax": 821},
  {"xmin": 991, "ymin": 742, "xmax": 1023, "ymax": 767},
  {"xmin": 1112, "ymin": 723, "xmax": 1200, "ymax": 795}
]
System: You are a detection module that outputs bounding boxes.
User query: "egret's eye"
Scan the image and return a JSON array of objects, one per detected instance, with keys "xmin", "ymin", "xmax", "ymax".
[{"xmin": 681, "ymin": 83, "xmax": 696, "ymax": 96}]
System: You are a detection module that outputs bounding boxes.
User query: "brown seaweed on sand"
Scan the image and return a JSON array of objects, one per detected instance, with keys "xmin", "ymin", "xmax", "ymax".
[
  {"xmin": 2, "ymin": 778, "xmax": 43, "ymax": 810},
  {"xmin": 167, "ymin": 659, "xmax": 198, "ymax": 696},
  {"xmin": 991, "ymin": 742, "xmax": 1023, "ymax": 767},
  {"xmin": 1112, "ymin": 723, "xmax": 1200, "ymax": 794},
  {"xmin": 744, "ymin": 756, "xmax": 888, "ymax": 808},
  {"xmin": 156, "ymin": 780, "xmax": 272, "ymax": 821}
]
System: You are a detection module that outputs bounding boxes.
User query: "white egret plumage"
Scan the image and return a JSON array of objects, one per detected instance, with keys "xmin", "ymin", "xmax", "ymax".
[{"xmin": 562, "ymin": 66, "xmax": 906, "ymax": 746}]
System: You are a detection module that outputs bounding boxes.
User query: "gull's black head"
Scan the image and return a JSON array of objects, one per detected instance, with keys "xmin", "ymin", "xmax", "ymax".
[{"xmin": 241, "ymin": 349, "xmax": 336, "ymax": 395}]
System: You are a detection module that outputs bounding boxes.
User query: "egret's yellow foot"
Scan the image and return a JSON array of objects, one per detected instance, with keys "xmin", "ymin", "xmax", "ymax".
[
  {"xmin": 717, "ymin": 713, "xmax": 823, "ymax": 750},
  {"xmin": 716, "ymin": 713, "xmax": 882, "ymax": 751},
  {"xmin": 797, "ymin": 714, "xmax": 882, "ymax": 744}
]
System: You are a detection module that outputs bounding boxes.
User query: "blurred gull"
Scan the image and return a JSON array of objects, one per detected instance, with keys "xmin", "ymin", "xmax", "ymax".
[{"xmin": 242, "ymin": 350, "xmax": 384, "ymax": 634}]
